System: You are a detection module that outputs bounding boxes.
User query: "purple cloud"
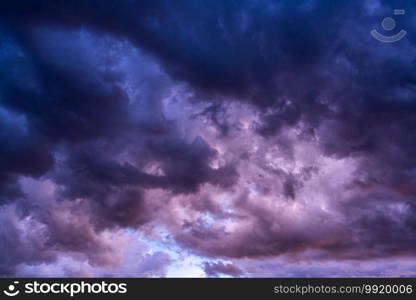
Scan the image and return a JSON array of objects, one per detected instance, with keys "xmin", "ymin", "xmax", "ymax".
[{"xmin": 0, "ymin": 0, "xmax": 416, "ymax": 277}]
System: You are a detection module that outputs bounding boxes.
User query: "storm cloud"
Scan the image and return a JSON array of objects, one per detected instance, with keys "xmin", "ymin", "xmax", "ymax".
[{"xmin": 0, "ymin": 0, "xmax": 416, "ymax": 277}]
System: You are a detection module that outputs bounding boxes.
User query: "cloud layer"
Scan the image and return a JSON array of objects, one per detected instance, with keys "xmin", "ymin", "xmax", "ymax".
[{"xmin": 1, "ymin": 0, "xmax": 416, "ymax": 277}]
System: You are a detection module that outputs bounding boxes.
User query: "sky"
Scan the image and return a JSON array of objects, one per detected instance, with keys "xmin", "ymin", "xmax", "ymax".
[{"xmin": 1, "ymin": 0, "xmax": 416, "ymax": 277}]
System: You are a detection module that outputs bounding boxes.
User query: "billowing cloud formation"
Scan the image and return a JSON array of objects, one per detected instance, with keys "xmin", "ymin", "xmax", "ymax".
[
  {"xmin": 0, "ymin": 0, "xmax": 416, "ymax": 277},
  {"xmin": 203, "ymin": 261, "xmax": 243, "ymax": 277}
]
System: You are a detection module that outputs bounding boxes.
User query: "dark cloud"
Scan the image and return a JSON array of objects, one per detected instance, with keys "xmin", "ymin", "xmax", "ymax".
[
  {"xmin": 1, "ymin": 0, "xmax": 416, "ymax": 276},
  {"xmin": 203, "ymin": 261, "xmax": 243, "ymax": 277},
  {"xmin": 0, "ymin": 208, "xmax": 53, "ymax": 276}
]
